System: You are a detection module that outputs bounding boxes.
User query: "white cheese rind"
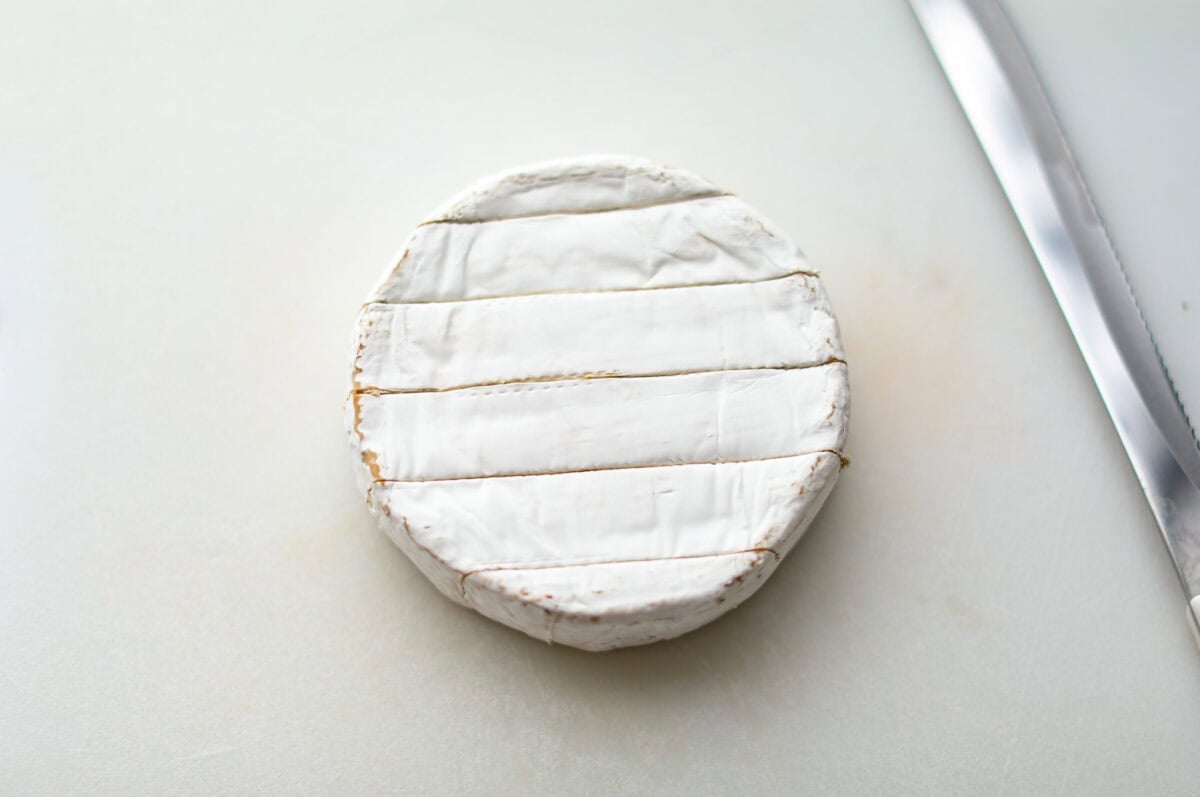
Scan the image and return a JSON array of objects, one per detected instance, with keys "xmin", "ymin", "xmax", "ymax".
[
  {"xmin": 356, "ymin": 364, "xmax": 848, "ymax": 482},
  {"xmin": 348, "ymin": 155, "xmax": 850, "ymax": 650},
  {"xmin": 376, "ymin": 506, "xmax": 469, "ymax": 608},
  {"xmin": 368, "ymin": 451, "xmax": 842, "ymax": 574},
  {"xmin": 355, "ymin": 274, "xmax": 841, "ymax": 392},
  {"xmin": 369, "ymin": 195, "xmax": 808, "ymax": 304},
  {"xmin": 425, "ymin": 154, "xmax": 721, "ymax": 223},
  {"xmin": 464, "ymin": 551, "xmax": 778, "ymax": 651}
]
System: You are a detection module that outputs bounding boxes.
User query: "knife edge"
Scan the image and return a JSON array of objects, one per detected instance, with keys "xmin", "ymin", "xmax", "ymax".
[{"xmin": 909, "ymin": 0, "xmax": 1200, "ymax": 608}]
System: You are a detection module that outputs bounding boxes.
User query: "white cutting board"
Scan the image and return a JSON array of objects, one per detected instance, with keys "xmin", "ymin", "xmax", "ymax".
[{"xmin": 1, "ymin": 1, "xmax": 1197, "ymax": 793}]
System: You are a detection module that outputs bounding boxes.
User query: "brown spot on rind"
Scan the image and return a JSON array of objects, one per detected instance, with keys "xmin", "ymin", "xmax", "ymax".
[
  {"xmin": 350, "ymin": 336, "xmax": 367, "ymax": 395},
  {"xmin": 350, "ymin": 391, "xmax": 365, "ymax": 440},
  {"xmin": 361, "ymin": 448, "xmax": 383, "ymax": 482}
]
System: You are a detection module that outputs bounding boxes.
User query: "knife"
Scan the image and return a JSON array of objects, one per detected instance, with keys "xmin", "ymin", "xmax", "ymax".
[{"xmin": 908, "ymin": 0, "xmax": 1200, "ymax": 642}]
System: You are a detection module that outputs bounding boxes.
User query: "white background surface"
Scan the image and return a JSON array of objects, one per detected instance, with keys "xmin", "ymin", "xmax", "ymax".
[{"xmin": 2, "ymin": 1, "xmax": 1198, "ymax": 793}]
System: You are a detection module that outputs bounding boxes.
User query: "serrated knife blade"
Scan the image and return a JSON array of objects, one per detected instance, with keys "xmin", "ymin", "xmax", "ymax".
[{"xmin": 908, "ymin": 0, "xmax": 1200, "ymax": 642}]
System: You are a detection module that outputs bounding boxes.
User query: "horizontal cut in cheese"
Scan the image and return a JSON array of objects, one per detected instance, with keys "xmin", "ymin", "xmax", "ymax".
[
  {"xmin": 346, "ymin": 154, "xmax": 851, "ymax": 651},
  {"xmin": 355, "ymin": 273, "xmax": 841, "ymax": 392}
]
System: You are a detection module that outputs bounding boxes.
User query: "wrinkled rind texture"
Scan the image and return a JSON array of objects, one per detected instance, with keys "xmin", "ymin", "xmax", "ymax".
[
  {"xmin": 424, "ymin": 154, "xmax": 723, "ymax": 223},
  {"xmin": 369, "ymin": 194, "xmax": 810, "ymax": 304},
  {"xmin": 356, "ymin": 274, "xmax": 840, "ymax": 391},
  {"xmin": 347, "ymin": 154, "xmax": 849, "ymax": 650}
]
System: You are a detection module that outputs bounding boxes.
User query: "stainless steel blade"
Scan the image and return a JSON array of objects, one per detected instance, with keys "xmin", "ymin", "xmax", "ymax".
[{"xmin": 908, "ymin": 0, "xmax": 1200, "ymax": 638}]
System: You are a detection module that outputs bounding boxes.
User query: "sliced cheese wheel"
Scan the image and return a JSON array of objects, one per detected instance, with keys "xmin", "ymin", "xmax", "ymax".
[{"xmin": 346, "ymin": 155, "xmax": 849, "ymax": 651}]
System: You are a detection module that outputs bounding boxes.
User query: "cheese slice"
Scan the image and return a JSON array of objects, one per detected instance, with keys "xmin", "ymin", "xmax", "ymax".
[{"xmin": 346, "ymin": 155, "xmax": 850, "ymax": 651}]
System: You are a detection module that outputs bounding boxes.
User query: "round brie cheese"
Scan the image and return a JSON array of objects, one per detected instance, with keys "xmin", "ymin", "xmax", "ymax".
[{"xmin": 347, "ymin": 155, "xmax": 849, "ymax": 651}]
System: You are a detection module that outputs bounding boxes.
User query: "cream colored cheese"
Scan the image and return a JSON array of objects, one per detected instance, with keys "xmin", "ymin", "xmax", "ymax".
[{"xmin": 347, "ymin": 155, "xmax": 850, "ymax": 651}]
